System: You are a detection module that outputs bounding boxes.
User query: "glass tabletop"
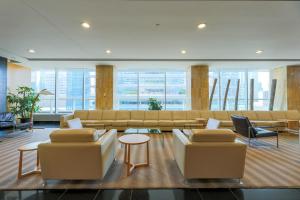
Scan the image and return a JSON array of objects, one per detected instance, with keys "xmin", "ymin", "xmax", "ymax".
[{"xmin": 124, "ymin": 128, "xmax": 161, "ymax": 134}]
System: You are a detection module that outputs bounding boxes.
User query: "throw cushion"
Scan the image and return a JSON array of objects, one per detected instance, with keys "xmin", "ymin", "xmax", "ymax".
[
  {"xmin": 67, "ymin": 118, "xmax": 83, "ymax": 129},
  {"xmin": 190, "ymin": 129, "xmax": 236, "ymax": 142}
]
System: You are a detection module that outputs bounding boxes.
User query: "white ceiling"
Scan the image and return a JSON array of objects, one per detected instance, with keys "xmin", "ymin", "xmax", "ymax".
[{"xmin": 1, "ymin": 0, "xmax": 300, "ymax": 64}]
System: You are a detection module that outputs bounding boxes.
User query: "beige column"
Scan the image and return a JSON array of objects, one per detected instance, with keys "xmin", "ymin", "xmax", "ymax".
[
  {"xmin": 287, "ymin": 65, "xmax": 300, "ymax": 110},
  {"xmin": 96, "ymin": 65, "xmax": 113, "ymax": 110},
  {"xmin": 191, "ymin": 65, "xmax": 209, "ymax": 110}
]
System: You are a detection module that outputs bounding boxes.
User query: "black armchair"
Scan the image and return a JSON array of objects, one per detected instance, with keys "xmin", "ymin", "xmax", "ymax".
[
  {"xmin": 0, "ymin": 112, "xmax": 16, "ymax": 130},
  {"xmin": 231, "ymin": 115, "xmax": 279, "ymax": 148}
]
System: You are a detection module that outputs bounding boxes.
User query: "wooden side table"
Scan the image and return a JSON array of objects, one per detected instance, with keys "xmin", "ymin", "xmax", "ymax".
[
  {"xmin": 118, "ymin": 134, "xmax": 150, "ymax": 176},
  {"xmin": 17, "ymin": 140, "xmax": 49, "ymax": 179}
]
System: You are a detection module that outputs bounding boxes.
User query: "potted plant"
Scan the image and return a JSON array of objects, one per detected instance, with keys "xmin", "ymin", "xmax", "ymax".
[
  {"xmin": 7, "ymin": 86, "xmax": 41, "ymax": 123},
  {"xmin": 148, "ymin": 98, "xmax": 163, "ymax": 110}
]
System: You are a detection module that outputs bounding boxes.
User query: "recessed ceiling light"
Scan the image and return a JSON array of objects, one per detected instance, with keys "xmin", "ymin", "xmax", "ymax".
[
  {"xmin": 28, "ymin": 49, "xmax": 36, "ymax": 53},
  {"xmin": 256, "ymin": 50, "xmax": 263, "ymax": 54},
  {"xmin": 81, "ymin": 22, "xmax": 90, "ymax": 29},
  {"xmin": 197, "ymin": 23, "xmax": 206, "ymax": 29},
  {"xmin": 106, "ymin": 49, "xmax": 112, "ymax": 54},
  {"xmin": 181, "ymin": 50, "xmax": 187, "ymax": 54}
]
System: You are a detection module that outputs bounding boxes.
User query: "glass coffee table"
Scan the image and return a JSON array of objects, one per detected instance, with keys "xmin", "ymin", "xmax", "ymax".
[{"xmin": 124, "ymin": 128, "xmax": 164, "ymax": 147}]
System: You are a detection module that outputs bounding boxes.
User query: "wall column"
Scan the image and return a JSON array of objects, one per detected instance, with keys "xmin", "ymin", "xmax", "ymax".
[
  {"xmin": 96, "ymin": 65, "xmax": 113, "ymax": 110},
  {"xmin": 287, "ymin": 65, "xmax": 300, "ymax": 110},
  {"xmin": 0, "ymin": 57, "xmax": 7, "ymax": 112},
  {"xmin": 191, "ymin": 65, "xmax": 209, "ymax": 110}
]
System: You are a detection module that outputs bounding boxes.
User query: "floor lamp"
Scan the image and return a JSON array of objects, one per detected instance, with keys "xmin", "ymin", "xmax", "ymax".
[{"xmin": 29, "ymin": 89, "xmax": 54, "ymax": 130}]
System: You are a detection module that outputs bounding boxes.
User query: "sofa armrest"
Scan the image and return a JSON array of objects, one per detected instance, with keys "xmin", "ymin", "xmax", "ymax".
[
  {"xmin": 60, "ymin": 114, "xmax": 74, "ymax": 128},
  {"xmin": 98, "ymin": 129, "xmax": 117, "ymax": 175},
  {"xmin": 172, "ymin": 129, "xmax": 191, "ymax": 175}
]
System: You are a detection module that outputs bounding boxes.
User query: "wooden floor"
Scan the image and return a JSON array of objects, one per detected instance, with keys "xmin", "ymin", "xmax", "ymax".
[{"xmin": 0, "ymin": 129, "xmax": 299, "ymax": 189}]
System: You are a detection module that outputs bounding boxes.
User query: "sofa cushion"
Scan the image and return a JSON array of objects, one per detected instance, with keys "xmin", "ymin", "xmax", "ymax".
[
  {"xmin": 50, "ymin": 128, "xmax": 99, "ymax": 143},
  {"xmin": 172, "ymin": 111, "xmax": 187, "ymax": 120},
  {"xmin": 67, "ymin": 118, "xmax": 83, "ymax": 129},
  {"xmin": 116, "ymin": 111, "xmax": 130, "ymax": 120},
  {"xmin": 286, "ymin": 110, "xmax": 300, "ymax": 120},
  {"xmin": 99, "ymin": 120, "xmax": 114, "ymax": 126},
  {"xmin": 173, "ymin": 120, "xmax": 187, "ymax": 126},
  {"xmin": 159, "ymin": 111, "xmax": 172, "ymax": 120},
  {"xmin": 186, "ymin": 110, "xmax": 201, "ymax": 119},
  {"xmin": 131, "ymin": 111, "xmax": 145, "ymax": 120},
  {"xmin": 81, "ymin": 120, "xmax": 102, "ymax": 125},
  {"xmin": 219, "ymin": 120, "xmax": 233, "ymax": 127},
  {"xmin": 252, "ymin": 120, "xmax": 286, "ymax": 127},
  {"xmin": 111, "ymin": 120, "xmax": 128, "ymax": 126},
  {"xmin": 127, "ymin": 120, "xmax": 144, "ymax": 127},
  {"xmin": 255, "ymin": 111, "xmax": 272, "ymax": 121},
  {"xmin": 270, "ymin": 111, "xmax": 287, "ymax": 120},
  {"xmin": 213, "ymin": 111, "xmax": 229, "ymax": 120},
  {"xmin": 158, "ymin": 120, "xmax": 174, "ymax": 127},
  {"xmin": 144, "ymin": 120, "xmax": 158, "ymax": 126},
  {"xmin": 190, "ymin": 129, "xmax": 236, "ymax": 142},
  {"xmin": 87, "ymin": 110, "xmax": 102, "ymax": 120},
  {"xmin": 200, "ymin": 111, "xmax": 214, "ymax": 119},
  {"xmin": 242, "ymin": 111, "xmax": 257, "ymax": 120},
  {"xmin": 227, "ymin": 111, "xmax": 243, "ymax": 118},
  {"xmin": 102, "ymin": 110, "xmax": 116, "ymax": 120},
  {"xmin": 74, "ymin": 110, "xmax": 89, "ymax": 120},
  {"xmin": 145, "ymin": 111, "xmax": 159, "ymax": 120}
]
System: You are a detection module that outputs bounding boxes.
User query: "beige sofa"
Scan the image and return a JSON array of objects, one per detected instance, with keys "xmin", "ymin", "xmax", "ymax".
[
  {"xmin": 38, "ymin": 128, "xmax": 117, "ymax": 180},
  {"xmin": 173, "ymin": 129, "xmax": 247, "ymax": 179},
  {"xmin": 60, "ymin": 110, "xmax": 300, "ymax": 131}
]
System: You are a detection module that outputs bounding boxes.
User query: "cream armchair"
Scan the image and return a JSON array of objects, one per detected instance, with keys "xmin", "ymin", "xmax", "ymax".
[
  {"xmin": 172, "ymin": 129, "xmax": 247, "ymax": 179},
  {"xmin": 38, "ymin": 128, "xmax": 117, "ymax": 181}
]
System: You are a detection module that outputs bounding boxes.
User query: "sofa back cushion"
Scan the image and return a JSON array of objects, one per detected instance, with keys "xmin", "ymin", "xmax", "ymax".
[
  {"xmin": 131, "ymin": 111, "xmax": 145, "ymax": 120},
  {"xmin": 227, "ymin": 111, "xmax": 243, "ymax": 118},
  {"xmin": 190, "ymin": 129, "xmax": 236, "ymax": 142},
  {"xmin": 116, "ymin": 111, "xmax": 130, "ymax": 120},
  {"xmin": 186, "ymin": 110, "xmax": 201, "ymax": 119},
  {"xmin": 212, "ymin": 111, "xmax": 229, "ymax": 120},
  {"xmin": 286, "ymin": 110, "xmax": 300, "ymax": 120},
  {"xmin": 255, "ymin": 111, "xmax": 272, "ymax": 121},
  {"xmin": 200, "ymin": 111, "xmax": 214, "ymax": 119},
  {"xmin": 102, "ymin": 110, "xmax": 117, "ymax": 120},
  {"xmin": 67, "ymin": 118, "xmax": 83, "ymax": 129},
  {"xmin": 242, "ymin": 111, "xmax": 257, "ymax": 120},
  {"xmin": 173, "ymin": 111, "xmax": 187, "ymax": 120},
  {"xmin": 270, "ymin": 111, "xmax": 287, "ymax": 120},
  {"xmin": 50, "ymin": 128, "xmax": 99, "ymax": 143},
  {"xmin": 74, "ymin": 110, "xmax": 89, "ymax": 120},
  {"xmin": 145, "ymin": 111, "xmax": 159, "ymax": 120},
  {"xmin": 87, "ymin": 110, "xmax": 102, "ymax": 120},
  {"xmin": 159, "ymin": 111, "xmax": 172, "ymax": 120}
]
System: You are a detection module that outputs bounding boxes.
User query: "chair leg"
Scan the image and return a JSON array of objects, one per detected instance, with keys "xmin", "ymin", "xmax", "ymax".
[
  {"xmin": 276, "ymin": 134, "xmax": 279, "ymax": 148},
  {"xmin": 248, "ymin": 138, "xmax": 251, "ymax": 147}
]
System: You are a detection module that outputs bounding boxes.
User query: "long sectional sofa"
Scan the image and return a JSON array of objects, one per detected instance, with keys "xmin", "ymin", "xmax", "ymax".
[{"xmin": 60, "ymin": 110, "xmax": 300, "ymax": 131}]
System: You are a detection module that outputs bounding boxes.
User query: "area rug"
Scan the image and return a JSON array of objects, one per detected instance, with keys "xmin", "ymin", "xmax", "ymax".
[{"xmin": 0, "ymin": 128, "xmax": 299, "ymax": 189}]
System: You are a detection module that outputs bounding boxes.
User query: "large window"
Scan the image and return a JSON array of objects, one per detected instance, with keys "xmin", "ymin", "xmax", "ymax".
[
  {"xmin": 31, "ymin": 68, "xmax": 95, "ymax": 113},
  {"xmin": 116, "ymin": 70, "xmax": 188, "ymax": 110},
  {"xmin": 209, "ymin": 69, "xmax": 271, "ymax": 110}
]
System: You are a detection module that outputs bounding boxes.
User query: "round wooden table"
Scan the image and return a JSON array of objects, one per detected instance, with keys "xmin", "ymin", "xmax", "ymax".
[
  {"xmin": 118, "ymin": 134, "xmax": 150, "ymax": 176},
  {"xmin": 17, "ymin": 140, "xmax": 49, "ymax": 179}
]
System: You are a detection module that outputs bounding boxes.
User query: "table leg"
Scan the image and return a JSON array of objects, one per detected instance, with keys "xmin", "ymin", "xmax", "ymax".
[
  {"xmin": 124, "ymin": 143, "xmax": 128, "ymax": 164},
  {"xmin": 146, "ymin": 141, "xmax": 149, "ymax": 166},
  {"xmin": 36, "ymin": 151, "xmax": 40, "ymax": 168},
  {"xmin": 127, "ymin": 144, "xmax": 131, "ymax": 176},
  {"xmin": 18, "ymin": 151, "xmax": 23, "ymax": 179}
]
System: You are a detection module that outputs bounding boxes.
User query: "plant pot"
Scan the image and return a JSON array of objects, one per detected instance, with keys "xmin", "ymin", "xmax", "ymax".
[{"xmin": 20, "ymin": 118, "xmax": 30, "ymax": 123}]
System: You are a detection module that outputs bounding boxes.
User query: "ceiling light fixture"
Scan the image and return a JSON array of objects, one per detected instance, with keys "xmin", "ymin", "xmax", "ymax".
[
  {"xmin": 181, "ymin": 50, "xmax": 187, "ymax": 54},
  {"xmin": 106, "ymin": 49, "xmax": 112, "ymax": 54},
  {"xmin": 197, "ymin": 23, "xmax": 206, "ymax": 29},
  {"xmin": 81, "ymin": 22, "xmax": 90, "ymax": 29},
  {"xmin": 28, "ymin": 49, "xmax": 36, "ymax": 53},
  {"xmin": 256, "ymin": 50, "xmax": 263, "ymax": 54}
]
